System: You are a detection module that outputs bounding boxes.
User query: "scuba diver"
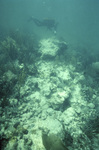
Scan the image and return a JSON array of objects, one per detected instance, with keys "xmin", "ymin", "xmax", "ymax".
[{"xmin": 29, "ymin": 16, "xmax": 58, "ymax": 34}]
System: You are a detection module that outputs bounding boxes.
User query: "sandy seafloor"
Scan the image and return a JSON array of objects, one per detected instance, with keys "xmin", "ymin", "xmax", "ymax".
[{"xmin": 0, "ymin": 34, "xmax": 99, "ymax": 150}]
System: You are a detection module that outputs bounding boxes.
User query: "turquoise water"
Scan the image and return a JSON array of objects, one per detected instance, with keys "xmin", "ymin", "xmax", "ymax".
[{"xmin": 0, "ymin": 0, "xmax": 99, "ymax": 150}]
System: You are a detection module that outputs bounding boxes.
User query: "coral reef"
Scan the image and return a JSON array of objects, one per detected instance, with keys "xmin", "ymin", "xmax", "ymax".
[{"xmin": 0, "ymin": 32, "xmax": 99, "ymax": 150}]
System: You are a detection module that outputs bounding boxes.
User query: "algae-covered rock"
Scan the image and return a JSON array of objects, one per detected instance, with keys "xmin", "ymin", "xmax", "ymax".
[
  {"xmin": 39, "ymin": 38, "xmax": 61, "ymax": 60},
  {"xmin": 42, "ymin": 133, "xmax": 68, "ymax": 150},
  {"xmin": 39, "ymin": 38, "xmax": 67, "ymax": 60},
  {"xmin": 92, "ymin": 62, "xmax": 99, "ymax": 72}
]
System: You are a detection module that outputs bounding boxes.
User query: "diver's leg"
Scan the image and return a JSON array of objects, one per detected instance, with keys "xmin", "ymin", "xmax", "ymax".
[{"xmin": 32, "ymin": 17, "xmax": 43, "ymax": 26}]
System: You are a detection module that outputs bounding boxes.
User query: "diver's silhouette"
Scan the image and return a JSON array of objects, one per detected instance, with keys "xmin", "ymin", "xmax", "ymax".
[{"xmin": 29, "ymin": 16, "xmax": 58, "ymax": 33}]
